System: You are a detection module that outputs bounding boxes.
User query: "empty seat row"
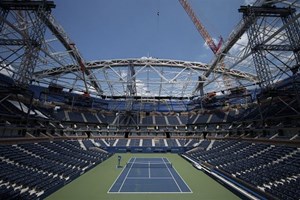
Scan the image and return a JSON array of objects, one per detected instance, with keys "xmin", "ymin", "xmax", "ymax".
[
  {"xmin": 0, "ymin": 141, "xmax": 112, "ymax": 199},
  {"xmin": 184, "ymin": 140, "xmax": 299, "ymax": 200}
]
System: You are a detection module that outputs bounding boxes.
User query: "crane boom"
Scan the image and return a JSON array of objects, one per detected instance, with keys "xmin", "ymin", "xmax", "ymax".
[
  {"xmin": 179, "ymin": 0, "xmax": 232, "ymax": 95},
  {"xmin": 179, "ymin": 0, "xmax": 222, "ymax": 54}
]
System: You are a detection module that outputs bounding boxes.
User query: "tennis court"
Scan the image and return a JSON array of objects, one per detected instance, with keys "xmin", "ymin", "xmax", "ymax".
[
  {"xmin": 46, "ymin": 154, "xmax": 239, "ymax": 200},
  {"xmin": 108, "ymin": 157, "xmax": 192, "ymax": 193}
]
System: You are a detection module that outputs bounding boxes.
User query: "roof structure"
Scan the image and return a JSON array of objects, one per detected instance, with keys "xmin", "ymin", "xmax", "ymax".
[{"xmin": 0, "ymin": 0, "xmax": 299, "ymax": 99}]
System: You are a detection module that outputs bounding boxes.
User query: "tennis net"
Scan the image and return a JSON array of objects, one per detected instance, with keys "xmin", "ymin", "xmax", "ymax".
[{"xmin": 125, "ymin": 162, "xmax": 172, "ymax": 168}]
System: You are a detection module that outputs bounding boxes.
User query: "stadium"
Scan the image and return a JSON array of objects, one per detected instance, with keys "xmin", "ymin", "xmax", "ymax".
[{"xmin": 0, "ymin": 0, "xmax": 300, "ymax": 199}]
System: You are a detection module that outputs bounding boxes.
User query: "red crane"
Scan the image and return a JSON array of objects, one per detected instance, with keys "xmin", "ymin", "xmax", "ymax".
[
  {"xmin": 179, "ymin": 0, "xmax": 223, "ymax": 54},
  {"xmin": 179, "ymin": 0, "xmax": 232, "ymax": 92}
]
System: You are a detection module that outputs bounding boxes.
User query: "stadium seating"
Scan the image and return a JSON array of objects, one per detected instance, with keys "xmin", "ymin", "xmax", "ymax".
[
  {"xmin": 197, "ymin": 140, "xmax": 211, "ymax": 150},
  {"xmin": 167, "ymin": 116, "xmax": 180, "ymax": 125},
  {"xmin": 155, "ymin": 116, "xmax": 166, "ymax": 125},
  {"xmin": 90, "ymin": 138, "xmax": 198, "ymax": 149},
  {"xmin": 178, "ymin": 115, "xmax": 188, "ymax": 124},
  {"xmin": 82, "ymin": 139, "xmax": 96, "ymax": 149},
  {"xmin": 96, "ymin": 113, "xmax": 107, "ymax": 123},
  {"xmin": 154, "ymin": 139, "xmax": 166, "ymax": 147},
  {"xmin": 83, "ymin": 113, "xmax": 99, "ymax": 123},
  {"xmin": 209, "ymin": 112, "xmax": 225, "ymax": 123},
  {"xmin": 142, "ymin": 116, "xmax": 153, "ymax": 125},
  {"xmin": 53, "ymin": 110, "xmax": 66, "ymax": 121},
  {"xmin": 0, "ymin": 141, "xmax": 112, "ymax": 200},
  {"xmin": 115, "ymin": 139, "xmax": 128, "ymax": 146},
  {"xmin": 184, "ymin": 140, "xmax": 300, "ymax": 200},
  {"xmin": 143, "ymin": 139, "xmax": 153, "ymax": 147},
  {"xmin": 0, "ymin": 68, "xmax": 299, "ymax": 200},
  {"xmin": 68, "ymin": 112, "xmax": 84, "ymax": 122},
  {"xmin": 166, "ymin": 139, "xmax": 179, "ymax": 147},
  {"xmin": 130, "ymin": 139, "xmax": 140, "ymax": 146},
  {"xmin": 1, "ymin": 1, "xmax": 299, "ymax": 199}
]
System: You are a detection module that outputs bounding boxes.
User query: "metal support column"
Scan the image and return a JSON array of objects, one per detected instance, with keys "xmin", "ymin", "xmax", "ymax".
[
  {"xmin": 0, "ymin": 6, "xmax": 8, "ymax": 33},
  {"xmin": 282, "ymin": 12, "xmax": 300, "ymax": 74},
  {"xmin": 125, "ymin": 61, "xmax": 136, "ymax": 111},
  {"xmin": 282, "ymin": 12, "xmax": 300, "ymax": 109},
  {"xmin": 243, "ymin": 7, "xmax": 273, "ymax": 88},
  {"xmin": 12, "ymin": 2, "xmax": 50, "ymax": 85}
]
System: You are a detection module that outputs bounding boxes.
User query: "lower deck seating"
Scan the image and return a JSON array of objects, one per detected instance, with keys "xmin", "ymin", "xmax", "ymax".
[
  {"xmin": 184, "ymin": 140, "xmax": 300, "ymax": 200},
  {"xmin": 178, "ymin": 138, "xmax": 200, "ymax": 147},
  {"xmin": 166, "ymin": 139, "xmax": 179, "ymax": 147},
  {"xmin": 82, "ymin": 139, "xmax": 96, "ymax": 149},
  {"xmin": 197, "ymin": 140, "xmax": 211, "ymax": 150},
  {"xmin": 115, "ymin": 139, "xmax": 128, "ymax": 146},
  {"xmin": 130, "ymin": 139, "xmax": 140, "ymax": 146},
  {"xmin": 143, "ymin": 139, "xmax": 152, "ymax": 147},
  {"xmin": 0, "ymin": 141, "xmax": 112, "ymax": 200},
  {"xmin": 91, "ymin": 138, "xmax": 198, "ymax": 148}
]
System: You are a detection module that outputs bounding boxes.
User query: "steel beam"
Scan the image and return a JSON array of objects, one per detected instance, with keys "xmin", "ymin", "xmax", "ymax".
[
  {"xmin": 282, "ymin": 12, "xmax": 300, "ymax": 74},
  {"xmin": 40, "ymin": 13, "xmax": 103, "ymax": 95},
  {"xmin": 0, "ymin": 1, "xmax": 55, "ymax": 11},
  {"xmin": 238, "ymin": 6, "xmax": 295, "ymax": 17},
  {"xmin": 240, "ymin": 4, "xmax": 300, "ymax": 88},
  {"xmin": 125, "ymin": 61, "xmax": 136, "ymax": 111},
  {"xmin": 0, "ymin": 38, "xmax": 36, "ymax": 46},
  {"xmin": 33, "ymin": 58, "xmax": 258, "ymax": 81},
  {"xmin": 13, "ymin": 3, "xmax": 50, "ymax": 85},
  {"xmin": 254, "ymin": 44, "xmax": 297, "ymax": 51},
  {"xmin": 202, "ymin": 0, "xmax": 268, "ymax": 80}
]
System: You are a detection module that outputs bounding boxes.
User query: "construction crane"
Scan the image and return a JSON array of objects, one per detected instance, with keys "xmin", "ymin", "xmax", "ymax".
[{"xmin": 179, "ymin": 0, "xmax": 232, "ymax": 95}]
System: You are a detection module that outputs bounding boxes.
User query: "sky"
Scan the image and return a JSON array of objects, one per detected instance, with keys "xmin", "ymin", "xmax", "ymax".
[{"xmin": 53, "ymin": 0, "xmax": 255, "ymax": 63}]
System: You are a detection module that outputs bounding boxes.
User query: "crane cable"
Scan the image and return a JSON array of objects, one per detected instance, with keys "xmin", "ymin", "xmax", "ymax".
[{"xmin": 157, "ymin": 0, "xmax": 160, "ymax": 33}]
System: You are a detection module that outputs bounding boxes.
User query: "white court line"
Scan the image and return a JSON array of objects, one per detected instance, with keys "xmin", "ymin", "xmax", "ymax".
[
  {"xmin": 109, "ymin": 191, "xmax": 192, "ymax": 194},
  {"xmin": 126, "ymin": 177, "xmax": 173, "ymax": 180},
  {"xmin": 107, "ymin": 157, "xmax": 133, "ymax": 193},
  {"xmin": 162, "ymin": 158, "xmax": 182, "ymax": 192},
  {"xmin": 109, "ymin": 157, "xmax": 192, "ymax": 194},
  {"xmin": 165, "ymin": 157, "xmax": 193, "ymax": 193},
  {"xmin": 118, "ymin": 157, "xmax": 136, "ymax": 192},
  {"xmin": 148, "ymin": 161, "xmax": 151, "ymax": 178}
]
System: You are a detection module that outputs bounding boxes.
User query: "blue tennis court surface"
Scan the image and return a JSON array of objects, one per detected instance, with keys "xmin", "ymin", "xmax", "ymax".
[{"xmin": 108, "ymin": 157, "xmax": 192, "ymax": 193}]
